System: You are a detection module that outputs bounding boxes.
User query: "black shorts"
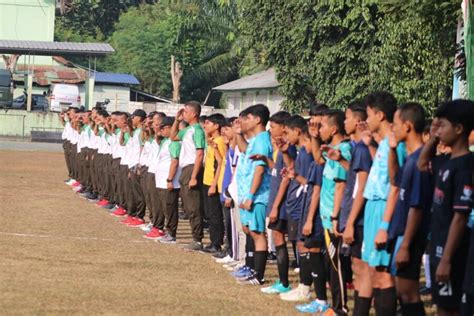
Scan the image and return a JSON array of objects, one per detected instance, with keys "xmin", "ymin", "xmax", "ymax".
[
  {"xmin": 389, "ymin": 233, "xmax": 427, "ymax": 281},
  {"xmin": 430, "ymin": 250, "xmax": 468, "ymax": 311},
  {"xmin": 287, "ymin": 217, "xmax": 299, "ymax": 241},
  {"xmin": 268, "ymin": 218, "xmax": 287, "ymax": 233},
  {"xmin": 297, "ymin": 208, "xmax": 324, "ymax": 249},
  {"xmin": 461, "ymin": 293, "xmax": 474, "ymax": 316},
  {"xmin": 350, "ymin": 225, "xmax": 364, "ymax": 259}
]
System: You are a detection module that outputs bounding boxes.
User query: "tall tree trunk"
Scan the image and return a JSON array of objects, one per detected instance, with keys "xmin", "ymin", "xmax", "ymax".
[{"xmin": 170, "ymin": 55, "xmax": 183, "ymax": 103}]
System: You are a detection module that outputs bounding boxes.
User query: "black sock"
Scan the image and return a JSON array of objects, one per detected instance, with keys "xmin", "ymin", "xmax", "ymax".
[
  {"xmin": 374, "ymin": 287, "xmax": 396, "ymax": 316},
  {"xmin": 245, "ymin": 235, "xmax": 255, "ymax": 269},
  {"xmin": 310, "ymin": 252, "xmax": 327, "ymax": 301},
  {"xmin": 354, "ymin": 294, "xmax": 372, "ymax": 316},
  {"xmin": 254, "ymin": 251, "xmax": 267, "ymax": 282},
  {"xmin": 292, "ymin": 240, "xmax": 299, "ymax": 266},
  {"xmin": 275, "ymin": 244, "xmax": 289, "ymax": 287},
  {"xmin": 299, "ymin": 252, "xmax": 312, "ymax": 286},
  {"xmin": 401, "ymin": 302, "xmax": 425, "ymax": 316}
]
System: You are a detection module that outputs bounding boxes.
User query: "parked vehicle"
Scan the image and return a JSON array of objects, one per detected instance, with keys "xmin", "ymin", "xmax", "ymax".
[
  {"xmin": 11, "ymin": 93, "xmax": 49, "ymax": 111},
  {"xmin": 49, "ymin": 84, "xmax": 81, "ymax": 112},
  {"xmin": 0, "ymin": 69, "xmax": 13, "ymax": 108}
]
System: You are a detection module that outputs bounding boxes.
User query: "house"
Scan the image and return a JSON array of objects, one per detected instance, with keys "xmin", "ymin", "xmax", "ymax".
[{"xmin": 213, "ymin": 68, "xmax": 284, "ymax": 114}]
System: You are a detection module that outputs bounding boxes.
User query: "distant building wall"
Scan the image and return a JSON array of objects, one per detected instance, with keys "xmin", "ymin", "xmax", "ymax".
[
  {"xmin": 223, "ymin": 89, "xmax": 283, "ymax": 114},
  {"xmin": 0, "ymin": 0, "xmax": 56, "ymax": 66},
  {"xmin": 0, "ymin": 109, "xmax": 62, "ymax": 137}
]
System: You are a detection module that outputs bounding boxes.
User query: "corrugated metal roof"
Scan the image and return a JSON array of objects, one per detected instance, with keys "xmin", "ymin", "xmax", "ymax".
[
  {"xmin": 0, "ymin": 40, "xmax": 114, "ymax": 56},
  {"xmin": 94, "ymin": 72, "xmax": 140, "ymax": 85},
  {"xmin": 213, "ymin": 68, "xmax": 279, "ymax": 92},
  {"xmin": 14, "ymin": 65, "xmax": 86, "ymax": 86}
]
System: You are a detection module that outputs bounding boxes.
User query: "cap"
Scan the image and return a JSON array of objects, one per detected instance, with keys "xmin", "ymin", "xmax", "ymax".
[
  {"xmin": 131, "ymin": 109, "xmax": 147, "ymax": 120},
  {"xmin": 160, "ymin": 116, "xmax": 175, "ymax": 128}
]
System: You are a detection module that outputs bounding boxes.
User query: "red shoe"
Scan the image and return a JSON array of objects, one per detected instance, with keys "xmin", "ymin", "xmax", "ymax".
[
  {"xmin": 143, "ymin": 227, "xmax": 165, "ymax": 239},
  {"xmin": 120, "ymin": 215, "xmax": 135, "ymax": 225},
  {"xmin": 96, "ymin": 199, "xmax": 108, "ymax": 206},
  {"xmin": 111, "ymin": 207, "xmax": 127, "ymax": 217},
  {"xmin": 71, "ymin": 181, "xmax": 81, "ymax": 187},
  {"xmin": 127, "ymin": 217, "xmax": 145, "ymax": 227}
]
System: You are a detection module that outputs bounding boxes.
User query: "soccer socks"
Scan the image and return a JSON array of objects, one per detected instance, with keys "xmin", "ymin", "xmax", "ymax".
[
  {"xmin": 245, "ymin": 234, "xmax": 255, "ymax": 270},
  {"xmin": 374, "ymin": 287, "xmax": 397, "ymax": 316},
  {"xmin": 354, "ymin": 291, "xmax": 372, "ymax": 316},
  {"xmin": 299, "ymin": 252, "xmax": 313, "ymax": 286},
  {"xmin": 275, "ymin": 244, "xmax": 289, "ymax": 287},
  {"xmin": 254, "ymin": 251, "xmax": 267, "ymax": 282},
  {"xmin": 291, "ymin": 240, "xmax": 299, "ymax": 266},
  {"xmin": 400, "ymin": 302, "xmax": 425, "ymax": 316},
  {"xmin": 310, "ymin": 252, "xmax": 328, "ymax": 301}
]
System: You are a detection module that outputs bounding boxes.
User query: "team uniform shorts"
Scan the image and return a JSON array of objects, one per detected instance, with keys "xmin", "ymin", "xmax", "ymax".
[
  {"xmin": 350, "ymin": 225, "xmax": 364, "ymax": 259},
  {"xmin": 268, "ymin": 218, "xmax": 287, "ymax": 234},
  {"xmin": 297, "ymin": 207, "xmax": 324, "ymax": 249},
  {"xmin": 240, "ymin": 203, "xmax": 266, "ymax": 233},
  {"xmin": 362, "ymin": 199, "xmax": 392, "ymax": 267},
  {"xmin": 430, "ymin": 248, "xmax": 468, "ymax": 311},
  {"xmin": 389, "ymin": 232, "xmax": 427, "ymax": 280}
]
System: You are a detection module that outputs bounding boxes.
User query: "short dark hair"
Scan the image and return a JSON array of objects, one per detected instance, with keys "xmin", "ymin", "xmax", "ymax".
[
  {"xmin": 309, "ymin": 103, "xmax": 329, "ymax": 116},
  {"xmin": 324, "ymin": 109, "xmax": 345, "ymax": 135},
  {"xmin": 364, "ymin": 91, "xmax": 397, "ymax": 123},
  {"xmin": 199, "ymin": 115, "xmax": 207, "ymax": 123},
  {"xmin": 98, "ymin": 109, "xmax": 109, "ymax": 117},
  {"xmin": 284, "ymin": 115, "xmax": 307, "ymax": 129},
  {"xmin": 222, "ymin": 116, "xmax": 237, "ymax": 127},
  {"xmin": 347, "ymin": 99, "xmax": 367, "ymax": 121},
  {"xmin": 151, "ymin": 111, "xmax": 166, "ymax": 120},
  {"xmin": 398, "ymin": 102, "xmax": 426, "ymax": 134},
  {"xmin": 435, "ymin": 99, "xmax": 474, "ymax": 137},
  {"xmin": 206, "ymin": 113, "xmax": 226, "ymax": 128},
  {"xmin": 184, "ymin": 100, "xmax": 202, "ymax": 117},
  {"xmin": 269, "ymin": 111, "xmax": 292, "ymax": 125},
  {"xmin": 240, "ymin": 104, "xmax": 270, "ymax": 126},
  {"xmin": 111, "ymin": 111, "xmax": 121, "ymax": 116}
]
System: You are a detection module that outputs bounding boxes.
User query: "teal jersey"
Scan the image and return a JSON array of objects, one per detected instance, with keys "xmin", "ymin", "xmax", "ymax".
[{"xmin": 320, "ymin": 140, "xmax": 352, "ymax": 230}]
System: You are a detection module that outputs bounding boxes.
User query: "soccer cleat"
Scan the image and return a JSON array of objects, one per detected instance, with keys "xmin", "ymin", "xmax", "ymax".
[
  {"xmin": 71, "ymin": 181, "xmax": 81, "ymax": 187},
  {"xmin": 111, "ymin": 207, "xmax": 127, "ymax": 217},
  {"xmin": 267, "ymin": 252, "xmax": 277, "ymax": 263},
  {"xmin": 72, "ymin": 186, "xmax": 83, "ymax": 192},
  {"xmin": 120, "ymin": 215, "xmax": 135, "ymax": 225},
  {"xmin": 159, "ymin": 234, "xmax": 176, "ymax": 244},
  {"xmin": 261, "ymin": 280, "xmax": 292, "ymax": 294},
  {"xmin": 143, "ymin": 227, "xmax": 165, "ymax": 240},
  {"xmin": 279, "ymin": 284, "xmax": 311, "ymax": 302},
  {"xmin": 237, "ymin": 273, "xmax": 264, "ymax": 285},
  {"xmin": 102, "ymin": 203, "xmax": 115, "ymax": 210},
  {"xmin": 231, "ymin": 266, "xmax": 254, "ymax": 279},
  {"xmin": 295, "ymin": 299, "xmax": 330, "ymax": 314},
  {"xmin": 183, "ymin": 241, "xmax": 203, "ymax": 251},
  {"xmin": 224, "ymin": 261, "xmax": 242, "ymax": 271}
]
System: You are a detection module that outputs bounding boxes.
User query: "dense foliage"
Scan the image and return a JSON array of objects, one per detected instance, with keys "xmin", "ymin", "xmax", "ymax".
[{"xmin": 55, "ymin": 1, "xmax": 461, "ymax": 112}]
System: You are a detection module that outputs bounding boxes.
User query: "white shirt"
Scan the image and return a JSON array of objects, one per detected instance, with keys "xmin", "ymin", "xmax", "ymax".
[
  {"xmin": 147, "ymin": 139, "xmax": 161, "ymax": 174},
  {"xmin": 155, "ymin": 138, "xmax": 181, "ymax": 189}
]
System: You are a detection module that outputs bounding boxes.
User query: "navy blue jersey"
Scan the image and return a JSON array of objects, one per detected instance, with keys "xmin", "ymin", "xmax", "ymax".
[
  {"xmin": 266, "ymin": 146, "xmax": 297, "ymax": 218},
  {"xmin": 299, "ymin": 161, "xmax": 324, "ymax": 236},
  {"xmin": 286, "ymin": 146, "xmax": 314, "ymax": 221},
  {"xmin": 388, "ymin": 147, "xmax": 432, "ymax": 240},
  {"xmin": 339, "ymin": 141, "xmax": 372, "ymax": 231},
  {"xmin": 430, "ymin": 153, "xmax": 473, "ymax": 260}
]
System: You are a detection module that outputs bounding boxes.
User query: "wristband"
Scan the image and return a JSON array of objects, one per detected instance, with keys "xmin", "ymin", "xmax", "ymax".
[
  {"xmin": 246, "ymin": 193, "xmax": 255, "ymax": 201},
  {"xmin": 379, "ymin": 221, "xmax": 390, "ymax": 231}
]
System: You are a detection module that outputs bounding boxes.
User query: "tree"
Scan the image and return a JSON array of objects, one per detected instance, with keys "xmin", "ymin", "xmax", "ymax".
[{"xmin": 239, "ymin": 1, "xmax": 459, "ymax": 114}]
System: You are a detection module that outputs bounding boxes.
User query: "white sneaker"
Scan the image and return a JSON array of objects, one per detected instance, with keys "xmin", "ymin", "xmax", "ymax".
[
  {"xmin": 66, "ymin": 179, "xmax": 76, "ymax": 185},
  {"xmin": 279, "ymin": 284, "xmax": 311, "ymax": 302},
  {"xmin": 140, "ymin": 223, "xmax": 153, "ymax": 232},
  {"xmin": 216, "ymin": 255, "xmax": 234, "ymax": 264}
]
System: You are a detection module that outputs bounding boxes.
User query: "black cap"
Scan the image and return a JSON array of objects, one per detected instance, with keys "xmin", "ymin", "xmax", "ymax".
[
  {"xmin": 160, "ymin": 116, "xmax": 175, "ymax": 127},
  {"xmin": 131, "ymin": 109, "xmax": 147, "ymax": 120}
]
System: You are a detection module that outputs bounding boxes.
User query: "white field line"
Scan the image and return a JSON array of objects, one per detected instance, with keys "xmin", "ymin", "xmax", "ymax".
[{"xmin": 0, "ymin": 231, "xmax": 150, "ymax": 243}]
